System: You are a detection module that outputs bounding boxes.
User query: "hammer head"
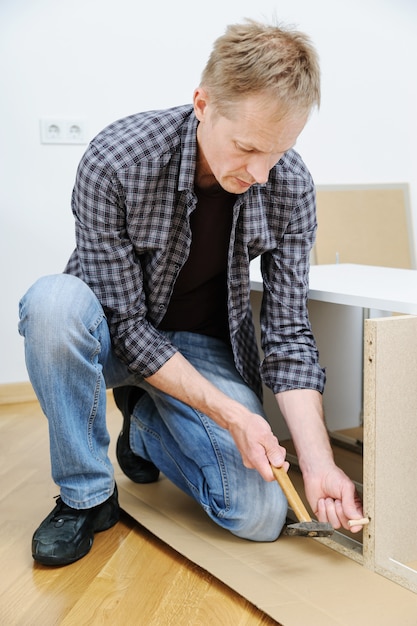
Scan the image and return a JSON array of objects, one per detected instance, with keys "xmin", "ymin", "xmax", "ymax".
[{"xmin": 285, "ymin": 521, "xmax": 334, "ymax": 537}]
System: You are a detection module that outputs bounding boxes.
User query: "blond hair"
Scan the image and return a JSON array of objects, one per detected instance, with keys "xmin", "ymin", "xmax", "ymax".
[{"xmin": 200, "ymin": 20, "xmax": 321, "ymax": 117}]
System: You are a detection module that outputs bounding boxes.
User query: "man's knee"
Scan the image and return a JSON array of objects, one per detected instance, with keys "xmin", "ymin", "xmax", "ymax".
[
  {"xmin": 231, "ymin": 486, "xmax": 287, "ymax": 542},
  {"xmin": 19, "ymin": 274, "xmax": 95, "ymax": 332},
  {"xmin": 208, "ymin": 478, "xmax": 287, "ymax": 542},
  {"xmin": 20, "ymin": 274, "xmax": 87, "ymax": 316}
]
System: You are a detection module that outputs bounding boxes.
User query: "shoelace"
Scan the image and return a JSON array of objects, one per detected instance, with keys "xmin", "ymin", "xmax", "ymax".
[{"xmin": 51, "ymin": 496, "xmax": 77, "ymax": 523}]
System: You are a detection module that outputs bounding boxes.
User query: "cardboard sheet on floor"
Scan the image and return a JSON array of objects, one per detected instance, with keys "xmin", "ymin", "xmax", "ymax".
[{"xmin": 107, "ymin": 412, "xmax": 417, "ymax": 626}]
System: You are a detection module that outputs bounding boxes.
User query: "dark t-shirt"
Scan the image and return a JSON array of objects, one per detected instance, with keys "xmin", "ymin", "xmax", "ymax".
[{"xmin": 159, "ymin": 184, "xmax": 236, "ymax": 342}]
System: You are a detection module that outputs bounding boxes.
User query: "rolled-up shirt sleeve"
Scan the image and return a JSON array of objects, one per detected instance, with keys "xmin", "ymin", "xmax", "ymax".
[
  {"xmin": 259, "ymin": 173, "xmax": 326, "ymax": 395},
  {"xmin": 66, "ymin": 144, "xmax": 178, "ymax": 378}
]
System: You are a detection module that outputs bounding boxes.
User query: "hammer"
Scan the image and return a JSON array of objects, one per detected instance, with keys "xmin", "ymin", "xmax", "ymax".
[{"xmin": 271, "ymin": 464, "xmax": 334, "ymax": 537}]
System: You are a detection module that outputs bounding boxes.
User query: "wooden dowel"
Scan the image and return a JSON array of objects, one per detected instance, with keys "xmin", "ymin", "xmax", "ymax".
[{"xmin": 347, "ymin": 517, "xmax": 370, "ymax": 527}]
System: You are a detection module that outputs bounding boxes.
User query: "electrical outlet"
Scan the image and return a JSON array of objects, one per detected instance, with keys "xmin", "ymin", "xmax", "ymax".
[{"xmin": 40, "ymin": 119, "xmax": 87, "ymax": 144}]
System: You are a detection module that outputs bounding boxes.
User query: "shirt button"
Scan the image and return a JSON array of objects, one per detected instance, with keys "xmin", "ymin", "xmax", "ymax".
[{"xmin": 158, "ymin": 304, "xmax": 165, "ymax": 311}]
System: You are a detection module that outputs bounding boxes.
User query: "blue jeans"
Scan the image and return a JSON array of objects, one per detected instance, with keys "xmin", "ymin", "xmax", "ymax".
[{"xmin": 18, "ymin": 274, "xmax": 287, "ymax": 541}]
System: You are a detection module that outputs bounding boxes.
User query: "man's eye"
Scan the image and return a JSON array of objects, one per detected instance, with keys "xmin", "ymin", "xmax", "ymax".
[{"xmin": 236, "ymin": 143, "xmax": 252, "ymax": 153}]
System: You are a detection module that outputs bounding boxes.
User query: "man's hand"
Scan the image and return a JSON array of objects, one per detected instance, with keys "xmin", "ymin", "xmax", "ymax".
[
  {"xmin": 227, "ymin": 411, "xmax": 288, "ymax": 482},
  {"xmin": 276, "ymin": 388, "xmax": 365, "ymax": 533},
  {"xmin": 303, "ymin": 463, "xmax": 364, "ymax": 532}
]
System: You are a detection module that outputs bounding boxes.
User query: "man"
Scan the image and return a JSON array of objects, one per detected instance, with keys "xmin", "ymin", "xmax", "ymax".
[{"xmin": 19, "ymin": 20, "xmax": 364, "ymax": 566}]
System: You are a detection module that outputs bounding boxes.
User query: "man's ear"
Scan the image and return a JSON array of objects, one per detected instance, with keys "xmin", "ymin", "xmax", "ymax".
[{"xmin": 193, "ymin": 87, "xmax": 209, "ymax": 122}]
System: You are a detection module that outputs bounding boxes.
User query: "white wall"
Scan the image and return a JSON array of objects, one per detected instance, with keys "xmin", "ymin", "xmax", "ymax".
[{"xmin": 1, "ymin": 0, "xmax": 416, "ymax": 384}]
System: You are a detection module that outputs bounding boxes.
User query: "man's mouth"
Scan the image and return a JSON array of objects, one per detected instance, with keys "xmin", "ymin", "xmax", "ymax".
[{"xmin": 235, "ymin": 177, "xmax": 253, "ymax": 188}]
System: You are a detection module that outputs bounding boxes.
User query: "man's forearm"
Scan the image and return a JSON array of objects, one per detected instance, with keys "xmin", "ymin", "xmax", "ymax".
[
  {"xmin": 145, "ymin": 351, "xmax": 287, "ymax": 480},
  {"xmin": 275, "ymin": 388, "xmax": 334, "ymax": 477},
  {"xmin": 145, "ymin": 351, "xmax": 245, "ymax": 429}
]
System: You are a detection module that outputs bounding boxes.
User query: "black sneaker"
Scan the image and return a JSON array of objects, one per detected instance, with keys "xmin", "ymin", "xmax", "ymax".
[
  {"xmin": 113, "ymin": 386, "xmax": 160, "ymax": 483},
  {"xmin": 32, "ymin": 486, "xmax": 120, "ymax": 566}
]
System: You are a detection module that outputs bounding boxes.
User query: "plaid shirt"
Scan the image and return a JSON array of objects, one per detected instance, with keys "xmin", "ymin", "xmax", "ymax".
[{"xmin": 65, "ymin": 105, "xmax": 325, "ymax": 399}]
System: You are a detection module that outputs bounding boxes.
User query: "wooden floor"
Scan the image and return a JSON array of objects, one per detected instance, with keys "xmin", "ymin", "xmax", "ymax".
[{"xmin": 0, "ymin": 394, "xmax": 278, "ymax": 626}]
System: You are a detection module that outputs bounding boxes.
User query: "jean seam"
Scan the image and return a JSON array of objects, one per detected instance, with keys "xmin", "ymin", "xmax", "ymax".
[
  {"xmin": 88, "ymin": 310, "xmax": 106, "ymax": 334},
  {"xmin": 194, "ymin": 410, "xmax": 231, "ymax": 516},
  {"xmin": 87, "ymin": 322, "xmax": 111, "ymax": 470}
]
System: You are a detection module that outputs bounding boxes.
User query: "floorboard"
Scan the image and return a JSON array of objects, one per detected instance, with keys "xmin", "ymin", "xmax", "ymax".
[{"xmin": 0, "ymin": 398, "xmax": 278, "ymax": 626}]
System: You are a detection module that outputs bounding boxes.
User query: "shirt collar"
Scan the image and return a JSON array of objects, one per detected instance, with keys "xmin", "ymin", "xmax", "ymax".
[{"xmin": 178, "ymin": 110, "xmax": 199, "ymax": 192}]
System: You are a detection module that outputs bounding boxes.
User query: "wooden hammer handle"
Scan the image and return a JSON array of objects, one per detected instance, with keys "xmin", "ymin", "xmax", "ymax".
[{"xmin": 271, "ymin": 464, "xmax": 312, "ymax": 523}]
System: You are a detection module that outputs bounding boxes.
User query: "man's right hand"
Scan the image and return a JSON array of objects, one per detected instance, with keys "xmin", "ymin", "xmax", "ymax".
[{"xmin": 227, "ymin": 410, "xmax": 288, "ymax": 481}]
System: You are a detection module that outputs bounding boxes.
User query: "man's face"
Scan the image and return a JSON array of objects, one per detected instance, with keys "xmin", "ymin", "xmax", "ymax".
[{"xmin": 194, "ymin": 89, "xmax": 308, "ymax": 193}]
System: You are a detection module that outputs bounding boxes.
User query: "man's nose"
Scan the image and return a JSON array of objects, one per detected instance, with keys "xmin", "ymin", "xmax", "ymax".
[{"xmin": 246, "ymin": 154, "xmax": 280, "ymax": 185}]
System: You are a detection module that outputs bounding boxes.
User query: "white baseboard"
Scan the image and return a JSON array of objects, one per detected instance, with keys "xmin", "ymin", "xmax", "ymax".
[{"xmin": 0, "ymin": 381, "xmax": 36, "ymax": 405}]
